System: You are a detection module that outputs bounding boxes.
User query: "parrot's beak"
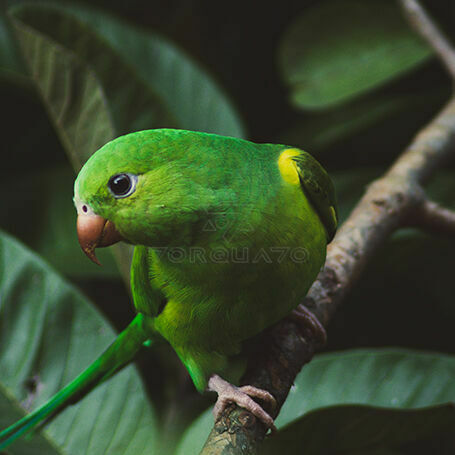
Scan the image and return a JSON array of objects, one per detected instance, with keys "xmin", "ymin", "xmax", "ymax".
[{"xmin": 77, "ymin": 214, "xmax": 123, "ymax": 265}]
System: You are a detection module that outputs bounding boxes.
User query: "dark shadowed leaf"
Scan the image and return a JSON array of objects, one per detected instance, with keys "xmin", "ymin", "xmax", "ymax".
[
  {"xmin": 328, "ymin": 232, "xmax": 455, "ymax": 355},
  {"xmin": 278, "ymin": 0, "xmax": 433, "ymax": 109},
  {"xmin": 281, "ymin": 89, "xmax": 447, "ymax": 160},
  {"xmin": 327, "ymin": 170, "xmax": 455, "ymax": 353},
  {"xmin": 264, "ymin": 405, "xmax": 455, "ymax": 455},
  {"xmin": 0, "ymin": 230, "xmax": 159, "ymax": 454}
]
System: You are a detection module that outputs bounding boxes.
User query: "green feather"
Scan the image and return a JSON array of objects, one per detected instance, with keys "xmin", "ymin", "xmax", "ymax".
[{"xmin": 292, "ymin": 151, "xmax": 338, "ymax": 241}]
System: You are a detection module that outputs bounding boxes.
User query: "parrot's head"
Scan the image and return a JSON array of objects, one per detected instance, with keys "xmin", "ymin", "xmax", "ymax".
[{"xmin": 73, "ymin": 129, "xmax": 201, "ymax": 265}]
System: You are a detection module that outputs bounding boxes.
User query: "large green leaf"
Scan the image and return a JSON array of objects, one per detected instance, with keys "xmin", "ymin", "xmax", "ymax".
[
  {"xmin": 263, "ymin": 350, "xmax": 455, "ymax": 454},
  {"xmin": 176, "ymin": 349, "xmax": 455, "ymax": 454},
  {"xmin": 0, "ymin": 230, "xmax": 159, "ymax": 454},
  {"xmin": 0, "ymin": 388, "xmax": 61, "ymax": 454},
  {"xmin": 13, "ymin": 7, "xmax": 138, "ymax": 277},
  {"xmin": 10, "ymin": 3, "xmax": 122, "ymax": 169},
  {"xmin": 9, "ymin": 1, "xmax": 244, "ymax": 148},
  {"xmin": 276, "ymin": 349, "xmax": 455, "ymax": 426},
  {"xmin": 58, "ymin": 2, "xmax": 245, "ymax": 138},
  {"xmin": 278, "ymin": 0, "xmax": 433, "ymax": 109}
]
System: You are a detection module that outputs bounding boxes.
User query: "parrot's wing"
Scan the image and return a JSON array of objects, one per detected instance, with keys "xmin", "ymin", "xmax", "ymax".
[
  {"xmin": 292, "ymin": 151, "xmax": 338, "ymax": 242},
  {"xmin": 130, "ymin": 246, "xmax": 168, "ymax": 317}
]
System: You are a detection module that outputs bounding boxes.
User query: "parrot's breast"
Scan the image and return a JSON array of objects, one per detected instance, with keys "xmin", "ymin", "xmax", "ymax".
[{"xmin": 148, "ymin": 171, "xmax": 327, "ymax": 388}]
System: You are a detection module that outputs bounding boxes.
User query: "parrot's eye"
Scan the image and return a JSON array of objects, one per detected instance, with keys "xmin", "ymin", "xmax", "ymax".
[{"xmin": 108, "ymin": 173, "xmax": 138, "ymax": 198}]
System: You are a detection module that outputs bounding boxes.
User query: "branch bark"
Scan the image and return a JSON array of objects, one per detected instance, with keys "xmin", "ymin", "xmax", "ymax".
[{"xmin": 200, "ymin": 1, "xmax": 455, "ymax": 453}]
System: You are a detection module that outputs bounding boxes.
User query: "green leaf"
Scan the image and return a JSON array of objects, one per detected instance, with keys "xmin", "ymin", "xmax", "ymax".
[
  {"xmin": 9, "ymin": 1, "xmax": 244, "ymax": 150},
  {"xmin": 0, "ymin": 230, "xmax": 159, "ymax": 454},
  {"xmin": 278, "ymin": 0, "xmax": 433, "ymax": 109},
  {"xmin": 9, "ymin": 3, "xmax": 121, "ymax": 169},
  {"xmin": 0, "ymin": 388, "xmax": 62, "ymax": 454},
  {"xmin": 58, "ymin": 2, "xmax": 245, "ymax": 138},
  {"xmin": 176, "ymin": 349, "xmax": 455, "ymax": 454},
  {"xmin": 278, "ymin": 349, "xmax": 455, "ymax": 425}
]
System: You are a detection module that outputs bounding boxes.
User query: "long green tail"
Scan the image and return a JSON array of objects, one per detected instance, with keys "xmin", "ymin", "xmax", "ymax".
[{"xmin": 0, "ymin": 313, "xmax": 152, "ymax": 449}]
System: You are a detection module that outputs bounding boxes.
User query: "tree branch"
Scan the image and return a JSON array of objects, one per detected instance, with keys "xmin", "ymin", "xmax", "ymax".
[
  {"xmin": 309, "ymin": 96, "xmax": 455, "ymax": 328},
  {"xmin": 398, "ymin": 0, "xmax": 455, "ymax": 80},
  {"xmin": 200, "ymin": 2, "xmax": 455, "ymax": 453}
]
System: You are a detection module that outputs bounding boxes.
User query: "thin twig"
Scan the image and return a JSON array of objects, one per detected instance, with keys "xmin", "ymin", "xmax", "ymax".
[
  {"xmin": 407, "ymin": 199, "xmax": 455, "ymax": 237},
  {"xmin": 398, "ymin": 0, "xmax": 455, "ymax": 80},
  {"xmin": 201, "ymin": 1, "xmax": 455, "ymax": 453}
]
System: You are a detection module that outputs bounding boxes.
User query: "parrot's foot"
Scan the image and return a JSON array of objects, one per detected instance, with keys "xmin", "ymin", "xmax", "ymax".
[
  {"xmin": 207, "ymin": 374, "xmax": 277, "ymax": 432},
  {"xmin": 290, "ymin": 304, "xmax": 327, "ymax": 346}
]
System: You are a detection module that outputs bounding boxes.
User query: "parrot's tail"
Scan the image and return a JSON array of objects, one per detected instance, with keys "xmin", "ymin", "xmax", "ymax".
[{"xmin": 0, "ymin": 313, "xmax": 151, "ymax": 449}]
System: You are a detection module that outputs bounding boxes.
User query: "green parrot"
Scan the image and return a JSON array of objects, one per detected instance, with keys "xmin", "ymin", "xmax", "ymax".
[{"xmin": 0, "ymin": 129, "xmax": 337, "ymax": 448}]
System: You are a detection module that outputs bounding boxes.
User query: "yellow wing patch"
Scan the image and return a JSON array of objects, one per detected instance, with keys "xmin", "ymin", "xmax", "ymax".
[{"xmin": 278, "ymin": 148, "xmax": 301, "ymax": 185}]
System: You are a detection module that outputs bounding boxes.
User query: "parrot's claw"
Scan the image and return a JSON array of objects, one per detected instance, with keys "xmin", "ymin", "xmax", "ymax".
[
  {"xmin": 208, "ymin": 374, "xmax": 277, "ymax": 432},
  {"xmin": 290, "ymin": 304, "xmax": 327, "ymax": 346}
]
